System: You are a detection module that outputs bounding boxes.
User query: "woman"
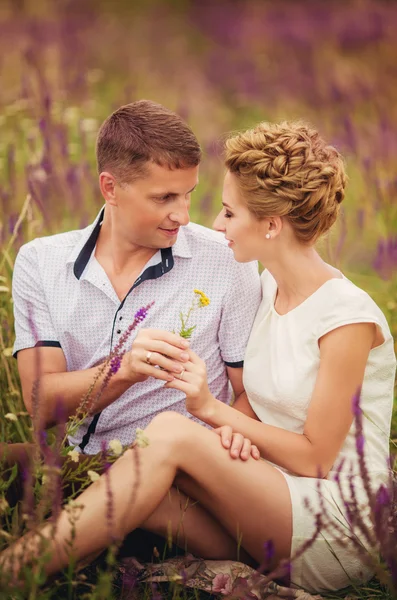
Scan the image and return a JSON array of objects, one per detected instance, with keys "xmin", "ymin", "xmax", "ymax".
[{"xmin": 2, "ymin": 121, "xmax": 395, "ymax": 593}]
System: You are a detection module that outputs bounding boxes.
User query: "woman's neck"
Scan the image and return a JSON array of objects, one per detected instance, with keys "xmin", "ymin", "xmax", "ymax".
[{"xmin": 262, "ymin": 245, "xmax": 342, "ymax": 312}]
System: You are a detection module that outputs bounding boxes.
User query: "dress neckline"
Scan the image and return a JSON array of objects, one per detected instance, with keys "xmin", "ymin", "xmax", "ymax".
[{"xmin": 270, "ymin": 274, "xmax": 347, "ymax": 318}]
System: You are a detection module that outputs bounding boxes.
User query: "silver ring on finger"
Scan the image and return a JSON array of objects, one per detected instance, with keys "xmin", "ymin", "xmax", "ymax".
[{"xmin": 146, "ymin": 351, "xmax": 153, "ymax": 365}]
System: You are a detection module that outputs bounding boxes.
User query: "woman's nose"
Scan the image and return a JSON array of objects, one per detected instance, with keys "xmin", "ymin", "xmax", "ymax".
[{"xmin": 213, "ymin": 211, "xmax": 225, "ymax": 232}]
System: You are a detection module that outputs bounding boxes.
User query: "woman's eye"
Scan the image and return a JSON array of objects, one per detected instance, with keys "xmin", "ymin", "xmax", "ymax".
[{"xmin": 225, "ymin": 211, "xmax": 232, "ymax": 219}]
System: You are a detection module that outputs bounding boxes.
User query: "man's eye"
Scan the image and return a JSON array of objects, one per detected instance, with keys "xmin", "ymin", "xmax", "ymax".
[{"xmin": 155, "ymin": 194, "xmax": 173, "ymax": 201}]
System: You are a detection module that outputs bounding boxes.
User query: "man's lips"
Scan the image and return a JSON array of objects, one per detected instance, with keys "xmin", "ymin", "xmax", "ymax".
[{"xmin": 159, "ymin": 227, "xmax": 179, "ymax": 235}]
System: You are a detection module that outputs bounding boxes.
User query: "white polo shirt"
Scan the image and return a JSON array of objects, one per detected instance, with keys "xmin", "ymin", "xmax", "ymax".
[{"xmin": 12, "ymin": 208, "xmax": 262, "ymax": 454}]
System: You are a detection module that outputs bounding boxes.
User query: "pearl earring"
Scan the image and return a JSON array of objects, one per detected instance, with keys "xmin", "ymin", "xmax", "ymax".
[{"xmin": 265, "ymin": 233, "xmax": 271, "ymax": 239}]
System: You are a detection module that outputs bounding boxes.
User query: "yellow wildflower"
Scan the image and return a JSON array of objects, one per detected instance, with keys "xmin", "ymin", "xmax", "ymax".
[
  {"xmin": 67, "ymin": 449, "xmax": 80, "ymax": 463},
  {"xmin": 194, "ymin": 289, "xmax": 210, "ymax": 307},
  {"xmin": 178, "ymin": 289, "xmax": 210, "ymax": 339},
  {"xmin": 108, "ymin": 439, "xmax": 123, "ymax": 456},
  {"xmin": 87, "ymin": 470, "xmax": 100, "ymax": 482}
]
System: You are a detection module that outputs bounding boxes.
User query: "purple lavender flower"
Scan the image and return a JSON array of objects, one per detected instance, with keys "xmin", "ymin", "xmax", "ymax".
[
  {"xmin": 263, "ymin": 539, "xmax": 274, "ymax": 565},
  {"xmin": 151, "ymin": 583, "xmax": 163, "ymax": 600},
  {"xmin": 110, "ymin": 354, "xmax": 122, "ymax": 375},
  {"xmin": 373, "ymin": 236, "xmax": 397, "ymax": 280},
  {"xmin": 351, "ymin": 388, "xmax": 362, "ymax": 417},
  {"xmin": 356, "ymin": 434, "xmax": 365, "ymax": 456},
  {"xmin": 90, "ymin": 302, "xmax": 154, "ymax": 410}
]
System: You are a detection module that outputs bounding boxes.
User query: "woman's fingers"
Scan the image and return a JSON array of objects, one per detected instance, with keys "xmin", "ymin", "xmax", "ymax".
[
  {"xmin": 230, "ymin": 433, "xmax": 245, "ymax": 459},
  {"xmin": 251, "ymin": 445, "xmax": 260, "ymax": 460},
  {"xmin": 229, "ymin": 433, "xmax": 260, "ymax": 461},
  {"xmin": 214, "ymin": 426, "xmax": 233, "ymax": 449}
]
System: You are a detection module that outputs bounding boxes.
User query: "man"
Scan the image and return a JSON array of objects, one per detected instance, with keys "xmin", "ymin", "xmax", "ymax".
[{"xmin": 12, "ymin": 99, "xmax": 261, "ymax": 455}]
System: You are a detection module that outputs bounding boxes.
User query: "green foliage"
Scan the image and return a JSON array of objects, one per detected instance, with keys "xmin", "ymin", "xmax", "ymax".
[{"xmin": 0, "ymin": 0, "xmax": 396, "ymax": 597}]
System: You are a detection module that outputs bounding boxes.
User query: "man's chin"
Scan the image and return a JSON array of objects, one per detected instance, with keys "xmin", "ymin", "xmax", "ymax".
[{"xmin": 158, "ymin": 228, "xmax": 179, "ymax": 245}]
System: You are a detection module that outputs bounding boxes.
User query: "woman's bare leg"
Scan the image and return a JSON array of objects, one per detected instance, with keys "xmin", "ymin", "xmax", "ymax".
[{"xmin": 0, "ymin": 412, "xmax": 292, "ymax": 579}]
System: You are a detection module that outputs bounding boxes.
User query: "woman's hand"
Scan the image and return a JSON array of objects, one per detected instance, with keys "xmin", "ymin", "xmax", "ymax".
[
  {"xmin": 120, "ymin": 329, "xmax": 190, "ymax": 384},
  {"xmin": 164, "ymin": 349, "xmax": 217, "ymax": 420},
  {"xmin": 214, "ymin": 425, "xmax": 260, "ymax": 461}
]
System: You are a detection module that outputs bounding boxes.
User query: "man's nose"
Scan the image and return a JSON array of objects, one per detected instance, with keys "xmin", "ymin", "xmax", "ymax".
[{"xmin": 170, "ymin": 198, "xmax": 190, "ymax": 226}]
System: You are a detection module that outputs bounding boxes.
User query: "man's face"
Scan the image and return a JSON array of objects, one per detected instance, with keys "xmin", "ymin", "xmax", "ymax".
[{"xmin": 111, "ymin": 162, "xmax": 199, "ymax": 250}]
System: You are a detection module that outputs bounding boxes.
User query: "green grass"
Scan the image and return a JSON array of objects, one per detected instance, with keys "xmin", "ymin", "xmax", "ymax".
[{"xmin": 0, "ymin": 0, "xmax": 396, "ymax": 597}]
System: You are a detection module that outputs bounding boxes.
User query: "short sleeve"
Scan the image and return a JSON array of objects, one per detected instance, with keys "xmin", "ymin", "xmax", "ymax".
[
  {"xmin": 12, "ymin": 243, "xmax": 60, "ymax": 357},
  {"xmin": 218, "ymin": 260, "xmax": 262, "ymax": 366},
  {"xmin": 315, "ymin": 281, "xmax": 391, "ymax": 342}
]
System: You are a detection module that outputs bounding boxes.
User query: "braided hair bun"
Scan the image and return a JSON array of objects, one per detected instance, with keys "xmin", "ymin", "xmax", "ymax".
[{"xmin": 224, "ymin": 121, "xmax": 346, "ymax": 243}]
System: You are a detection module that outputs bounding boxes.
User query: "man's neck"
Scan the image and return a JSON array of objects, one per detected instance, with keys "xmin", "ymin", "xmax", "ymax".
[{"xmin": 94, "ymin": 211, "xmax": 158, "ymax": 300}]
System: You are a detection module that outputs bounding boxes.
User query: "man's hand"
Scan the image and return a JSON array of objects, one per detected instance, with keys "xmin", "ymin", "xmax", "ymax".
[
  {"xmin": 120, "ymin": 329, "xmax": 190, "ymax": 385},
  {"xmin": 214, "ymin": 425, "xmax": 260, "ymax": 461}
]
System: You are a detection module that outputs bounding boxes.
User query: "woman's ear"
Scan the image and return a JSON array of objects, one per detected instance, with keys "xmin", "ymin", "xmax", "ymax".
[{"xmin": 261, "ymin": 216, "xmax": 283, "ymax": 240}]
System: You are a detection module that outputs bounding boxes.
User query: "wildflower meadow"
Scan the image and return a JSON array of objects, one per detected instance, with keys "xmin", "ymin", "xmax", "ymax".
[{"xmin": 0, "ymin": 0, "xmax": 396, "ymax": 598}]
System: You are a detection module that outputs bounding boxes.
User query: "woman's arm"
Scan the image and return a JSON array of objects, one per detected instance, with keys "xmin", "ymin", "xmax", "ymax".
[
  {"xmin": 167, "ymin": 322, "xmax": 376, "ymax": 478},
  {"xmin": 232, "ymin": 391, "xmax": 261, "ymax": 420}
]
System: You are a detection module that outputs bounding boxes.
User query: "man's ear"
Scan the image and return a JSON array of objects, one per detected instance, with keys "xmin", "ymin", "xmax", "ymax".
[{"xmin": 99, "ymin": 172, "xmax": 117, "ymax": 206}]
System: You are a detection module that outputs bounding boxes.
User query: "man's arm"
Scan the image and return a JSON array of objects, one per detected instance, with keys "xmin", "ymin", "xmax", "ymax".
[
  {"xmin": 18, "ymin": 329, "xmax": 190, "ymax": 429},
  {"xmin": 17, "ymin": 347, "xmax": 133, "ymax": 428}
]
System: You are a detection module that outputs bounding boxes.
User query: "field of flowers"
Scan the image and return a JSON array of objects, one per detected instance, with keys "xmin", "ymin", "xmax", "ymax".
[{"xmin": 0, "ymin": 0, "xmax": 396, "ymax": 598}]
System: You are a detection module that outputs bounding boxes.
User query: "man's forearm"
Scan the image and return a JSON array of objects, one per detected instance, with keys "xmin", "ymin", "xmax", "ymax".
[{"xmin": 32, "ymin": 361, "xmax": 133, "ymax": 429}]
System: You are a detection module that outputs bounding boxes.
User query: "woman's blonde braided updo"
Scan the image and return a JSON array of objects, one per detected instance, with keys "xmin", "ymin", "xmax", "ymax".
[{"xmin": 224, "ymin": 121, "xmax": 347, "ymax": 243}]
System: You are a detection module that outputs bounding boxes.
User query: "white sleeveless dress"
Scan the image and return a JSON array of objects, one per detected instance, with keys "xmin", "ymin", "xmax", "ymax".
[{"xmin": 243, "ymin": 269, "xmax": 396, "ymax": 592}]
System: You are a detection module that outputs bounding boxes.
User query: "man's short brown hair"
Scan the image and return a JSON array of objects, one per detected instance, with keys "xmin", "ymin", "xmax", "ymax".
[{"xmin": 96, "ymin": 100, "xmax": 201, "ymax": 183}]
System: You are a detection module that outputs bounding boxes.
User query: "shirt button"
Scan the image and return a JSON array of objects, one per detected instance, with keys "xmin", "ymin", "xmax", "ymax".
[
  {"xmin": 119, "ymin": 316, "xmax": 123, "ymax": 321},
  {"xmin": 117, "ymin": 329, "xmax": 121, "ymax": 334}
]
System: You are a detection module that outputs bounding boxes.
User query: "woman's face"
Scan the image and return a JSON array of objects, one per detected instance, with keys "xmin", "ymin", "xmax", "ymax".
[{"xmin": 213, "ymin": 171, "xmax": 267, "ymax": 263}]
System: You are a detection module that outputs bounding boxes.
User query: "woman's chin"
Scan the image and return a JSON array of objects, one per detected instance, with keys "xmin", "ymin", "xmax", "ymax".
[{"xmin": 231, "ymin": 249, "xmax": 251, "ymax": 263}]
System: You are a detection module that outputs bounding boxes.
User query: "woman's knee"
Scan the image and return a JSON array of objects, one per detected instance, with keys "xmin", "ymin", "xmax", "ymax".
[
  {"xmin": 143, "ymin": 411, "xmax": 194, "ymax": 453},
  {"xmin": 147, "ymin": 411, "xmax": 189, "ymax": 436}
]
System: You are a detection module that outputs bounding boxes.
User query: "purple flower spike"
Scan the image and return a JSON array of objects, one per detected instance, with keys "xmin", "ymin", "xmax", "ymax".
[
  {"xmin": 110, "ymin": 354, "xmax": 122, "ymax": 375},
  {"xmin": 263, "ymin": 539, "xmax": 275, "ymax": 563},
  {"xmin": 356, "ymin": 434, "xmax": 365, "ymax": 456},
  {"xmin": 375, "ymin": 484, "xmax": 389, "ymax": 508},
  {"xmin": 151, "ymin": 583, "xmax": 163, "ymax": 600},
  {"xmin": 351, "ymin": 388, "xmax": 362, "ymax": 416}
]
